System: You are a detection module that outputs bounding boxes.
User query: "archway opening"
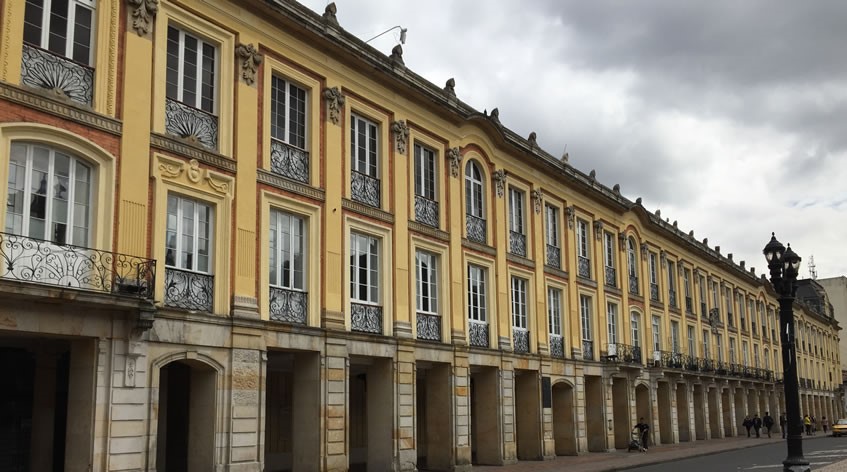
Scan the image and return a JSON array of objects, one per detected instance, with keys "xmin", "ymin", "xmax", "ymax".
[
  {"xmin": 514, "ymin": 369, "xmax": 541, "ymax": 460},
  {"xmin": 552, "ymin": 382, "xmax": 576, "ymax": 455},
  {"xmin": 677, "ymin": 384, "xmax": 691, "ymax": 442},
  {"xmin": 657, "ymin": 382, "xmax": 673, "ymax": 444},
  {"xmin": 612, "ymin": 377, "xmax": 630, "ymax": 449},
  {"xmin": 635, "ymin": 384, "xmax": 651, "ymax": 447},
  {"xmin": 470, "ymin": 366, "xmax": 500, "ymax": 465},
  {"xmin": 416, "ymin": 362, "xmax": 452, "ymax": 471},
  {"xmin": 349, "ymin": 357, "xmax": 393, "ymax": 472},
  {"xmin": 722, "ymin": 389, "xmax": 733, "ymax": 437},
  {"xmin": 584, "ymin": 375, "xmax": 605, "ymax": 452},
  {"xmin": 693, "ymin": 384, "xmax": 706, "ymax": 440}
]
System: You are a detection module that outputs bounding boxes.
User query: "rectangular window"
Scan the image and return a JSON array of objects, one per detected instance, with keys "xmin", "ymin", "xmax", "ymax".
[
  {"xmin": 415, "ymin": 250, "xmax": 437, "ymax": 314},
  {"xmin": 545, "ymin": 205, "xmax": 560, "ymax": 268},
  {"xmin": 603, "ymin": 232, "xmax": 615, "ymax": 269},
  {"xmin": 467, "ymin": 264, "xmax": 486, "ymax": 322},
  {"xmin": 576, "ymin": 219, "xmax": 589, "ymax": 258},
  {"xmin": 652, "ymin": 315, "xmax": 661, "ymax": 352},
  {"xmin": 508, "ymin": 188, "xmax": 524, "ymax": 235},
  {"xmin": 510, "ymin": 276, "xmax": 527, "ymax": 329},
  {"xmin": 729, "ymin": 337, "xmax": 736, "ymax": 363},
  {"xmin": 165, "ymin": 194, "xmax": 213, "ymax": 273},
  {"xmin": 414, "ymin": 144, "xmax": 436, "ymax": 200},
  {"xmin": 687, "ymin": 325, "xmax": 696, "ymax": 357},
  {"xmin": 349, "ymin": 232, "xmax": 379, "ymax": 304},
  {"xmin": 702, "ymin": 330, "xmax": 711, "ymax": 359},
  {"xmin": 580, "ymin": 295, "xmax": 592, "ymax": 341},
  {"xmin": 753, "ymin": 345, "xmax": 760, "ymax": 368},
  {"xmin": 699, "ymin": 275, "xmax": 707, "ymax": 314},
  {"xmin": 739, "ymin": 294, "xmax": 747, "ymax": 328},
  {"xmin": 716, "ymin": 334, "xmax": 723, "ymax": 363},
  {"xmin": 23, "ymin": 0, "xmax": 96, "ymax": 64},
  {"xmin": 649, "ymin": 253, "xmax": 658, "ymax": 284},
  {"xmin": 270, "ymin": 76, "xmax": 307, "ymax": 149},
  {"xmin": 630, "ymin": 312, "xmax": 640, "ymax": 347},
  {"xmin": 166, "ymin": 26, "xmax": 218, "ymax": 113},
  {"xmin": 607, "ymin": 302, "xmax": 618, "ymax": 345},
  {"xmin": 671, "ymin": 321, "xmax": 680, "ymax": 353},
  {"xmin": 547, "ymin": 287, "xmax": 562, "ymax": 335},
  {"xmin": 712, "ymin": 281, "xmax": 719, "ymax": 307},
  {"xmin": 269, "ymin": 209, "xmax": 305, "ymax": 290},
  {"xmin": 350, "ymin": 114, "xmax": 379, "ymax": 178}
]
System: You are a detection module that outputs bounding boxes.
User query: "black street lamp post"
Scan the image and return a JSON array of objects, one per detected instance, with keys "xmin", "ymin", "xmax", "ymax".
[{"xmin": 763, "ymin": 233, "xmax": 810, "ymax": 472}]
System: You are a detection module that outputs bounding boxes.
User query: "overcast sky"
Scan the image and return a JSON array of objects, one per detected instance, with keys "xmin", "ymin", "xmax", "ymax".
[{"xmin": 301, "ymin": 0, "xmax": 847, "ymax": 280}]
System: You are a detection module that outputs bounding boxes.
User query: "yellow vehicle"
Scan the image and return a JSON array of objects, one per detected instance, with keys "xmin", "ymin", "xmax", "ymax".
[{"xmin": 832, "ymin": 419, "xmax": 847, "ymax": 437}]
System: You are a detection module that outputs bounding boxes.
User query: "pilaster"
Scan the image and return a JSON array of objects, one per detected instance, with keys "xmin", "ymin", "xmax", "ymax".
[
  {"xmin": 501, "ymin": 360, "xmax": 517, "ymax": 464},
  {"xmin": 324, "ymin": 338, "xmax": 348, "ymax": 471},
  {"xmin": 453, "ymin": 350, "xmax": 472, "ymax": 470},
  {"xmin": 322, "ymin": 82, "xmax": 346, "ymax": 330},
  {"xmin": 396, "ymin": 343, "xmax": 416, "ymax": 470}
]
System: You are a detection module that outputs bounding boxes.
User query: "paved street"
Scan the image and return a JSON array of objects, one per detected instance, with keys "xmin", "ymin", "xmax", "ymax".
[{"xmin": 629, "ymin": 437, "xmax": 847, "ymax": 471}]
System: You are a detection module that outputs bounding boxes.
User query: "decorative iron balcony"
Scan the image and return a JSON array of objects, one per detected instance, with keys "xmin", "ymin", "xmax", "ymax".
[
  {"xmin": 351, "ymin": 171, "xmax": 381, "ymax": 208},
  {"xmin": 270, "ymin": 138, "xmax": 309, "ymax": 184},
  {"xmin": 21, "ymin": 43, "xmax": 94, "ymax": 106},
  {"xmin": 164, "ymin": 267, "xmax": 214, "ymax": 312},
  {"xmin": 685, "ymin": 296, "xmax": 693, "ymax": 313},
  {"xmin": 414, "ymin": 195, "xmax": 439, "ymax": 228},
  {"xmin": 577, "ymin": 256, "xmax": 591, "ymax": 279},
  {"xmin": 604, "ymin": 266, "xmax": 616, "ymax": 288},
  {"xmin": 715, "ymin": 361, "xmax": 730, "ymax": 375},
  {"xmin": 650, "ymin": 283, "xmax": 659, "ymax": 302},
  {"xmin": 416, "ymin": 312, "xmax": 441, "ymax": 341},
  {"xmin": 545, "ymin": 244, "xmax": 561, "ymax": 269},
  {"xmin": 165, "ymin": 98, "xmax": 219, "ymax": 150},
  {"xmin": 350, "ymin": 302, "xmax": 382, "ymax": 334},
  {"xmin": 698, "ymin": 357, "xmax": 715, "ymax": 373},
  {"xmin": 269, "ymin": 286, "xmax": 307, "ymax": 324},
  {"xmin": 549, "ymin": 334, "xmax": 565, "ymax": 358},
  {"xmin": 466, "ymin": 215, "xmax": 486, "ymax": 244},
  {"xmin": 0, "ymin": 232, "xmax": 155, "ymax": 299},
  {"xmin": 629, "ymin": 275, "xmax": 639, "ymax": 295},
  {"xmin": 509, "ymin": 231, "xmax": 527, "ymax": 257},
  {"xmin": 582, "ymin": 339, "xmax": 594, "ymax": 360},
  {"xmin": 469, "ymin": 320, "xmax": 489, "ymax": 348},
  {"xmin": 513, "ymin": 328, "xmax": 529, "ymax": 354},
  {"xmin": 668, "ymin": 289, "xmax": 677, "ymax": 308},
  {"xmin": 602, "ymin": 343, "xmax": 642, "ymax": 365}
]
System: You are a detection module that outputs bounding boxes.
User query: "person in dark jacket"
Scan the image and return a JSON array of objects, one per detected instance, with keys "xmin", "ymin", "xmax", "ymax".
[
  {"xmin": 635, "ymin": 417, "xmax": 650, "ymax": 450},
  {"xmin": 753, "ymin": 414, "xmax": 763, "ymax": 438},
  {"xmin": 763, "ymin": 412, "xmax": 774, "ymax": 438},
  {"xmin": 743, "ymin": 415, "xmax": 753, "ymax": 437},
  {"xmin": 779, "ymin": 413, "xmax": 787, "ymax": 438}
]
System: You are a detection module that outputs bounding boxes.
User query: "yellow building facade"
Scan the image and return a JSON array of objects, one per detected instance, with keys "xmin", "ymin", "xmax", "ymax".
[{"xmin": 0, "ymin": 0, "xmax": 840, "ymax": 470}]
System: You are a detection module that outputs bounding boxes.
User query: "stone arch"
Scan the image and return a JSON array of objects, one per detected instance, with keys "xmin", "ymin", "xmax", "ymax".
[{"xmin": 551, "ymin": 379, "xmax": 577, "ymax": 455}]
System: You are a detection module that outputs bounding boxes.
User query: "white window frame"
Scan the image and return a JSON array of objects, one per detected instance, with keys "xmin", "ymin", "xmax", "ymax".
[
  {"xmin": 464, "ymin": 161, "xmax": 484, "ymax": 219},
  {"xmin": 23, "ymin": 0, "xmax": 96, "ymax": 65},
  {"xmin": 649, "ymin": 252, "xmax": 658, "ymax": 284},
  {"xmin": 729, "ymin": 337, "xmax": 737, "ymax": 363},
  {"xmin": 716, "ymin": 334, "xmax": 723, "ymax": 363},
  {"xmin": 580, "ymin": 295, "xmax": 592, "ymax": 341},
  {"xmin": 548, "ymin": 287, "xmax": 562, "ymax": 335},
  {"xmin": 415, "ymin": 250, "xmax": 438, "ymax": 315},
  {"xmin": 270, "ymin": 75, "xmax": 308, "ymax": 150},
  {"xmin": 687, "ymin": 325, "xmax": 696, "ymax": 357},
  {"xmin": 703, "ymin": 330, "xmax": 711, "ymax": 359},
  {"xmin": 511, "ymin": 276, "xmax": 527, "ymax": 329},
  {"xmin": 414, "ymin": 143, "xmax": 436, "ymax": 200},
  {"xmin": 652, "ymin": 315, "xmax": 661, "ymax": 352},
  {"xmin": 165, "ymin": 194, "xmax": 214, "ymax": 274},
  {"xmin": 576, "ymin": 219, "xmax": 589, "ymax": 258},
  {"xmin": 670, "ymin": 321, "xmax": 680, "ymax": 353},
  {"xmin": 545, "ymin": 205, "xmax": 559, "ymax": 249},
  {"xmin": 350, "ymin": 113, "xmax": 379, "ymax": 178},
  {"xmin": 630, "ymin": 312, "xmax": 641, "ymax": 348},
  {"xmin": 166, "ymin": 25, "xmax": 219, "ymax": 114},
  {"xmin": 603, "ymin": 232, "xmax": 615, "ymax": 269},
  {"xmin": 508, "ymin": 187, "xmax": 524, "ymax": 235},
  {"xmin": 5, "ymin": 142, "xmax": 93, "ymax": 246},
  {"xmin": 350, "ymin": 232, "xmax": 379, "ymax": 305},
  {"xmin": 683, "ymin": 268, "xmax": 691, "ymax": 298},
  {"xmin": 627, "ymin": 237, "xmax": 638, "ymax": 279},
  {"xmin": 666, "ymin": 261, "xmax": 676, "ymax": 291},
  {"xmin": 607, "ymin": 302, "xmax": 618, "ymax": 346},
  {"xmin": 269, "ymin": 209, "xmax": 306, "ymax": 291},
  {"xmin": 467, "ymin": 264, "xmax": 486, "ymax": 322}
]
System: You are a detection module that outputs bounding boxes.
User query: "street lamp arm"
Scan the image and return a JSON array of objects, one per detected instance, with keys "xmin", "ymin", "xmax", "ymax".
[{"xmin": 366, "ymin": 25, "xmax": 407, "ymax": 44}]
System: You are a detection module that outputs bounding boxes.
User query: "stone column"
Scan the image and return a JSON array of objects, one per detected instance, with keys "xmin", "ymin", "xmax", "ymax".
[
  {"xmin": 396, "ymin": 343, "xmax": 416, "ymax": 470},
  {"xmin": 501, "ymin": 361, "xmax": 517, "ymax": 464},
  {"xmin": 230, "ymin": 347, "xmax": 262, "ymax": 467},
  {"xmin": 325, "ymin": 338, "xmax": 348, "ymax": 471},
  {"xmin": 453, "ymin": 351, "xmax": 471, "ymax": 470},
  {"xmin": 670, "ymin": 381, "xmax": 680, "ymax": 444}
]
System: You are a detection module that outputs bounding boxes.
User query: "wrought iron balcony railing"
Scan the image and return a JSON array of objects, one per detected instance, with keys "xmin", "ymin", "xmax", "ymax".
[
  {"xmin": 545, "ymin": 244, "xmax": 561, "ymax": 269},
  {"xmin": 416, "ymin": 312, "xmax": 441, "ymax": 341},
  {"xmin": 513, "ymin": 327, "xmax": 529, "ymax": 353},
  {"xmin": 0, "ymin": 232, "xmax": 155, "ymax": 299},
  {"xmin": 509, "ymin": 231, "xmax": 527, "ymax": 257},
  {"xmin": 350, "ymin": 302, "xmax": 383, "ymax": 334},
  {"xmin": 21, "ymin": 43, "xmax": 94, "ymax": 106},
  {"xmin": 164, "ymin": 267, "xmax": 214, "ymax": 312},
  {"xmin": 549, "ymin": 334, "xmax": 565, "ymax": 358},
  {"xmin": 650, "ymin": 283, "xmax": 659, "ymax": 302},
  {"xmin": 629, "ymin": 275, "xmax": 639, "ymax": 295},
  {"xmin": 577, "ymin": 256, "xmax": 591, "ymax": 279},
  {"xmin": 414, "ymin": 195, "xmax": 439, "ymax": 228},
  {"xmin": 269, "ymin": 286, "xmax": 307, "ymax": 324},
  {"xmin": 582, "ymin": 339, "xmax": 594, "ymax": 360},
  {"xmin": 469, "ymin": 320, "xmax": 489, "ymax": 348},
  {"xmin": 685, "ymin": 296, "xmax": 693, "ymax": 313},
  {"xmin": 270, "ymin": 138, "xmax": 310, "ymax": 184},
  {"xmin": 698, "ymin": 357, "xmax": 715, "ymax": 373},
  {"xmin": 668, "ymin": 289, "xmax": 677, "ymax": 308},
  {"xmin": 604, "ymin": 266, "xmax": 616, "ymax": 288},
  {"xmin": 165, "ymin": 97, "xmax": 219, "ymax": 150},
  {"xmin": 602, "ymin": 343, "xmax": 642, "ymax": 365},
  {"xmin": 351, "ymin": 171, "xmax": 381, "ymax": 208},
  {"xmin": 466, "ymin": 215, "xmax": 486, "ymax": 244}
]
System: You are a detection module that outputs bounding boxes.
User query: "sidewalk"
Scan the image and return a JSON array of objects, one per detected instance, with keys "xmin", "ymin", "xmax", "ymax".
[{"xmin": 471, "ymin": 436, "xmax": 785, "ymax": 472}]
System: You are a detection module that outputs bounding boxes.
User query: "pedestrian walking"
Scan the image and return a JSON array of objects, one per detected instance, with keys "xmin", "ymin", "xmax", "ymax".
[
  {"xmin": 812, "ymin": 415, "xmax": 817, "ymax": 435},
  {"xmin": 636, "ymin": 417, "xmax": 650, "ymax": 451},
  {"xmin": 763, "ymin": 412, "xmax": 774, "ymax": 438},
  {"xmin": 822, "ymin": 416, "xmax": 829, "ymax": 434},
  {"xmin": 753, "ymin": 414, "xmax": 762, "ymax": 438},
  {"xmin": 779, "ymin": 413, "xmax": 787, "ymax": 438},
  {"xmin": 743, "ymin": 415, "xmax": 753, "ymax": 437},
  {"xmin": 804, "ymin": 414, "xmax": 812, "ymax": 436}
]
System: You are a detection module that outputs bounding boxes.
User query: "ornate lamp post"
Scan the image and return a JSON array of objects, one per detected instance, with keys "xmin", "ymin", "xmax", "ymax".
[{"xmin": 763, "ymin": 233, "xmax": 809, "ymax": 472}]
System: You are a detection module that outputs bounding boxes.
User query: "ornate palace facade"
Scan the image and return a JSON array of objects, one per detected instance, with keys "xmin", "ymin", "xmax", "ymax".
[{"xmin": 0, "ymin": 0, "xmax": 840, "ymax": 470}]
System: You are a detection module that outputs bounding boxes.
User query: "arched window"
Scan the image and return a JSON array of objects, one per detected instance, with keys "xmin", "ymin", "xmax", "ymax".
[
  {"xmin": 464, "ymin": 161, "xmax": 485, "ymax": 243},
  {"xmin": 6, "ymin": 142, "xmax": 93, "ymax": 246},
  {"xmin": 627, "ymin": 236, "xmax": 638, "ymax": 294}
]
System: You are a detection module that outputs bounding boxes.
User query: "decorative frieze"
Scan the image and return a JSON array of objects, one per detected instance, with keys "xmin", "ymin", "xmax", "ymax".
[
  {"xmin": 235, "ymin": 43, "xmax": 263, "ymax": 86},
  {"xmin": 150, "ymin": 133, "xmax": 236, "ymax": 172},
  {"xmin": 391, "ymin": 119, "xmax": 409, "ymax": 154},
  {"xmin": 127, "ymin": 0, "xmax": 159, "ymax": 36},
  {"xmin": 322, "ymin": 86, "xmax": 345, "ymax": 125},
  {"xmin": 257, "ymin": 169, "xmax": 325, "ymax": 201},
  {"xmin": 0, "ymin": 81, "xmax": 122, "ymax": 135}
]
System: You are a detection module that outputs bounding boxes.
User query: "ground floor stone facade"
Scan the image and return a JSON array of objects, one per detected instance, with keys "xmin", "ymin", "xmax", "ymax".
[{"xmin": 0, "ymin": 300, "xmax": 842, "ymax": 471}]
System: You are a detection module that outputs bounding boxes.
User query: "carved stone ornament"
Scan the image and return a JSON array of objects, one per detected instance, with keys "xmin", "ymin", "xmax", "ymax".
[
  {"xmin": 528, "ymin": 131, "xmax": 538, "ymax": 150},
  {"xmin": 693, "ymin": 268, "xmax": 701, "ymax": 279},
  {"xmin": 127, "ymin": 0, "xmax": 159, "ymax": 36},
  {"xmin": 660, "ymin": 249, "xmax": 666, "ymax": 264},
  {"xmin": 322, "ymin": 2, "xmax": 339, "ymax": 27},
  {"xmin": 323, "ymin": 87, "xmax": 345, "ymax": 125},
  {"xmin": 391, "ymin": 120, "xmax": 410, "ymax": 154},
  {"xmin": 236, "ymin": 43, "xmax": 263, "ymax": 86},
  {"xmin": 492, "ymin": 169, "xmax": 507, "ymax": 198},
  {"xmin": 447, "ymin": 146, "xmax": 461, "ymax": 178},
  {"xmin": 489, "ymin": 107, "xmax": 501, "ymax": 126},
  {"xmin": 593, "ymin": 220, "xmax": 603, "ymax": 240},
  {"xmin": 444, "ymin": 78, "xmax": 456, "ymax": 98},
  {"xmin": 618, "ymin": 232, "xmax": 627, "ymax": 246},
  {"xmin": 565, "ymin": 205, "xmax": 575, "ymax": 229},
  {"xmin": 531, "ymin": 189, "xmax": 543, "ymax": 214},
  {"xmin": 187, "ymin": 159, "xmax": 202, "ymax": 183},
  {"xmin": 677, "ymin": 262, "xmax": 685, "ymax": 276},
  {"xmin": 640, "ymin": 242, "xmax": 649, "ymax": 260},
  {"xmin": 390, "ymin": 44, "xmax": 404, "ymax": 67}
]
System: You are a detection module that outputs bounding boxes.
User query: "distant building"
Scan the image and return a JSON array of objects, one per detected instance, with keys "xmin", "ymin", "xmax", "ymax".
[
  {"xmin": 819, "ymin": 276, "xmax": 847, "ymax": 373},
  {"xmin": 0, "ymin": 0, "xmax": 841, "ymax": 470}
]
